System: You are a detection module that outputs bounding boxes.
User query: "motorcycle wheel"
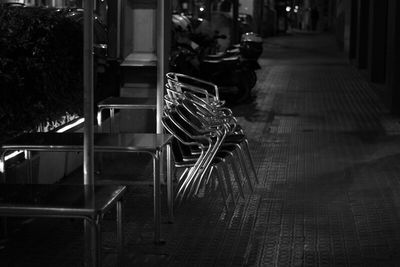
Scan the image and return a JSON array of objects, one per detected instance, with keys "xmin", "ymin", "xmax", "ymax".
[
  {"xmin": 248, "ymin": 70, "xmax": 257, "ymax": 89},
  {"xmin": 235, "ymin": 75, "xmax": 252, "ymax": 103}
]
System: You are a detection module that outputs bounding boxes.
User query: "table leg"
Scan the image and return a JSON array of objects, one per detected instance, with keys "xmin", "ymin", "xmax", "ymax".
[
  {"xmin": 166, "ymin": 144, "xmax": 174, "ymax": 223},
  {"xmin": 96, "ymin": 220, "xmax": 102, "ymax": 267},
  {"xmin": 153, "ymin": 152, "xmax": 163, "ymax": 244},
  {"xmin": 116, "ymin": 199, "xmax": 123, "ymax": 267},
  {"xmin": 0, "ymin": 152, "xmax": 6, "ymax": 183},
  {"xmin": 97, "ymin": 109, "xmax": 103, "ymax": 132},
  {"xmin": 24, "ymin": 150, "xmax": 32, "ymax": 183},
  {"xmin": 0, "ymin": 153, "xmax": 6, "ymax": 239},
  {"xmin": 96, "ymin": 109, "xmax": 104, "ymax": 174},
  {"xmin": 110, "ymin": 108, "xmax": 115, "ymax": 133},
  {"xmin": 84, "ymin": 219, "xmax": 98, "ymax": 267}
]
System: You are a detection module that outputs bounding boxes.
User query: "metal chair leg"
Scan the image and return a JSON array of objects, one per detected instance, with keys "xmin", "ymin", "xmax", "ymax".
[
  {"xmin": 243, "ymin": 140, "xmax": 259, "ymax": 184},
  {"xmin": 214, "ymin": 166, "xmax": 229, "ymax": 210},
  {"xmin": 234, "ymin": 147, "xmax": 253, "ymax": 192},
  {"xmin": 220, "ymin": 163, "xmax": 235, "ymax": 206},
  {"xmin": 228, "ymin": 156, "xmax": 245, "ymax": 198},
  {"xmin": 116, "ymin": 199, "xmax": 123, "ymax": 267}
]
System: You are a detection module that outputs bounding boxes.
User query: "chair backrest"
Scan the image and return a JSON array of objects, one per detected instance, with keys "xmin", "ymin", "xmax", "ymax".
[
  {"xmin": 175, "ymin": 104, "xmax": 209, "ymax": 132},
  {"xmin": 166, "ymin": 72, "xmax": 220, "ymax": 103},
  {"xmin": 181, "ymin": 93, "xmax": 237, "ymax": 132},
  {"xmin": 163, "ymin": 109, "xmax": 212, "ymax": 146}
]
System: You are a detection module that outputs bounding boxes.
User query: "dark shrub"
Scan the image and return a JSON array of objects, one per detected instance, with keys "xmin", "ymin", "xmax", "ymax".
[{"xmin": 0, "ymin": 6, "xmax": 84, "ymax": 142}]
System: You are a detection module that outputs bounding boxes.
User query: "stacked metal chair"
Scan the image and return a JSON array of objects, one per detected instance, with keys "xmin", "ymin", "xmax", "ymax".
[
  {"xmin": 166, "ymin": 72, "xmax": 258, "ymax": 183},
  {"xmin": 162, "ymin": 72, "xmax": 258, "ymax": 209}
]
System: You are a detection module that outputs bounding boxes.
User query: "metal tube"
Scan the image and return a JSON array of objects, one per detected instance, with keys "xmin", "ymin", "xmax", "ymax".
[
  {"xmin": 83, "ymin": 1, "xmax": 95, "ymax": 265},
  {"xmin": 26, "ymin": 151, "xmax": 32, "ymax": 183},
  {"xmin": 156, "ymin": 0, "xmax": 165, "ymax": 134},
  {"xmin": 166, "ymin": 143, "xmax": 174, "ymax": 223},
  {"xmin": 153, "ymin": 153, "xmax": 161, "ymax": 243},
  {"xmin": 0, "ymin": 152, "xmax": 5, "ymax": 182},
  {"xmin": 117, "ymin": 199, "xmax": 123, "ymax": 267},
  {"xmin": 83, "ymin": 0, "xmax": 95, "ymax": 186},
  {"xmin": 156, "ymin": 0, "xmax": 171, "ymax": 133},
  {"xmin": 96, "ymin": 220, "xmax": 102, "ymax": 266},
  {"xmin": 84, "ymin": 219, "xmax": 97, "ymax": 267},
  {"xmin": 110, "ymin": 108, "xmax": 115, "ymax": 133}
]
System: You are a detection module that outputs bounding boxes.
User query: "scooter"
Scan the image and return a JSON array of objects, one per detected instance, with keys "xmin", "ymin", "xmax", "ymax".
[
  {"xmin": 189, "ymin": 28, "xmax": 262, "ymax": 90},
  {"xmin": 170, "ymin": 41, "xmax": 253, "ymax": 104},
  {"xmin": 202, "ymin": 32, "xmax": 263, "ymax": 89}
]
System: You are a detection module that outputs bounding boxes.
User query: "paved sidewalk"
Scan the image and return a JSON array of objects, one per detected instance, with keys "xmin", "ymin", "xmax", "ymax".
[{"xmin": 2, "ymin": 32, "xmax": 400, "ymax": 266}]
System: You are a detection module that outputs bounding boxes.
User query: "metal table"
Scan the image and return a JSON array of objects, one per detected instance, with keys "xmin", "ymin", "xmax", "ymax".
[
  {"xmin": 0, "ymin": 132, "xmax": 173, "ymax": 243},
  {"xmin": 0, "ymin": 184, "xmax": 126, "ymax": 267},
  {"xmin": 96, "ymin": 97, "xmax": 156, "ymax": 132}
]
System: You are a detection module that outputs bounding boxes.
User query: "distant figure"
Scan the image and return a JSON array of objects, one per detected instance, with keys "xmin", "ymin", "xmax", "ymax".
[
  {"xmin": 220, "ymin": 0, "xmax": 232, "ymax": 12},
  {"xmin": 310, "ymin": 7, "xmax": 319, "ymax": 31}
]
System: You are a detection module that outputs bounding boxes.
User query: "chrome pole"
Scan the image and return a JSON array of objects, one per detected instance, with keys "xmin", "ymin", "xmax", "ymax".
[
  {"xmin": 156, "ymin": 0, "xmax": 166, "ymax": 134},
  {"xmin": 83, "ymin": 0, "xmax": 95, "ymax": 266},
  {"xmin": 83, "ymin": 0, "xmax": 94, "ymax": 186}
]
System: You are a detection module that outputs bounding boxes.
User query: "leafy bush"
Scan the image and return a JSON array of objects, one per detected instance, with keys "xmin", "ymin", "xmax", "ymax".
[{"xmin": 0, "ymin": 6, "xmax": 84, "ymax": 142}]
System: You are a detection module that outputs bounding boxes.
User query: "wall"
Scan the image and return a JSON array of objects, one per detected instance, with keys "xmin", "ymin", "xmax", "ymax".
[
  {"xmin": 337, "ymin": 0, "xmax": 400, "ymax": 115},
  {"xmin": 239, "ymin": 0, "xmax": 254, "ymax": 14}
]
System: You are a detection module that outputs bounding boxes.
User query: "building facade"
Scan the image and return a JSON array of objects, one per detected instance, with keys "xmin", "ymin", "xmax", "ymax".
[{"xmin": 335, "ymin": 0, "xmax": 400, "ymax": 114}]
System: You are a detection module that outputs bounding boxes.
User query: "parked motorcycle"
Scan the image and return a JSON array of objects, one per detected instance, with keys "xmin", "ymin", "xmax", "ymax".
[
  {"xmin": 189, "ymin": 17, "xmax": 262, "ymax": 89},
  {"xmin": 171, "ymin": 14, "xmax": 255, "ymax": 103},
  {"xmin": 170, "ymin": 42, "xmax": 253, "ymax": 104},
  {"xmin": 208, "ymin": 33, "xmax": 262, "ymax": 85}
]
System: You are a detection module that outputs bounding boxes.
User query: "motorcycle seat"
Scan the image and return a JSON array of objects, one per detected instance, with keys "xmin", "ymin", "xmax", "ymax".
[
  {"xmin": 202, "ymin": 59, "xmax": 222, "ymax": 64},
  {"xmin": 206, "ymin": 52, "xmax": 225, "ymax": 59},
  {"xmin": 204, "ymin": 49, "xmax": 240, "ymax": 61},
  {"xmin": 222, "ymin": 56, "xmax": 240, "ymax": 62},
  {"xmin": 201, "ymin": 57, "xmax": 239, "ymax": 72},
  {"xmin": 226, "ymin": 48, "xmax": 240, "ymax": 54}
]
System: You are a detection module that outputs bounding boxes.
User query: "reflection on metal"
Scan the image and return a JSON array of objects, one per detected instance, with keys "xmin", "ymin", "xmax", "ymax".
[
  {"xmin": 56, "ymin": 118, "xmax": 85, "ymax": 133},
  {"xmin": 83, "ymin": 1, "xmax": 96, "ymax": 265},
  {"xmin": 83, "ymin": 0, "xmax": 94, "ymax": 186},
  {"xmin": 0, "ymin": 118, "xmax": 85, "ymax": 174},
  {"xmin": 157, "ymin": 0, "xmax": 169, "ymax": 134}
]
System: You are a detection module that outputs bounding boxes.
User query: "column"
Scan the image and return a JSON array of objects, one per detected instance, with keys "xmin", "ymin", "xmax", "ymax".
[
  {"xmin": 355, "ymin": 0, "xmax": 369, "ymax": 69},
  {"xmin": 368, "ymin": 0, "xmax": 388, "ymax": 83},
  {"xmin": 386, "ymin": 0, "xmax": 400, "ymax": 114},
  {"xmin": 348, "ymin": 0, "xmax": 358, "ymax": 59}
]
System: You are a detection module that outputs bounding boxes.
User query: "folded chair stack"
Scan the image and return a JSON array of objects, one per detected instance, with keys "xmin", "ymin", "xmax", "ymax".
[{"xmin": 162, "ymin": 72, "xmax": 258, "ymax": 209}]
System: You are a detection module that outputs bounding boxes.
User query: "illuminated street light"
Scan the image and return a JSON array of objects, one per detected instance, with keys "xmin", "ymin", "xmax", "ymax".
[{"xmin": 286, "ymin": 6, "xmax": 291, "ymax": 12}]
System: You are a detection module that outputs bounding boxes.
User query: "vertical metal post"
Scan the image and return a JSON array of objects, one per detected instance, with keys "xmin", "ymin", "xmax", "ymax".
[
  {"xmin": 166, "ymin": 143, "xmax": 174, "ymax": 223},
  {"xmin": 156, "ymin": 0, "xmax": 166, "ymax": 134},
  {"xmin": 83, "ymin": 0, "xmax": 95, "ymax": 266},
  {"xmin": 24, "ymin": 150, "xmax": 33, "ymax": 183},
  {"xmin": 0, "ymin": 153, "xmax": 6, "ymax": 183},
  {"xmin": 83, "ymin": 0, "xmax": 95, "ymax": 186},
  {"xmin": 153, "ymin": 153, "xmax": 161, "ymax": 243},
  {"xmin": 156, "ymin": 0, "xmax": 171, "ymax": 191},
  {"xmin": 156, "ymin": 0, "xmax": 172, "ymax": 132},
  {"xmin": 116, "ymin": 199, "xmax": 123, "ymax": 267}
]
